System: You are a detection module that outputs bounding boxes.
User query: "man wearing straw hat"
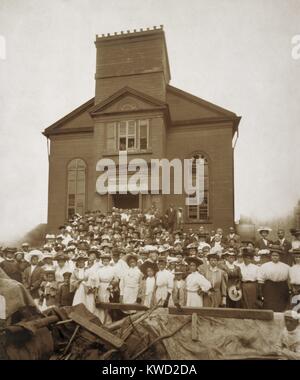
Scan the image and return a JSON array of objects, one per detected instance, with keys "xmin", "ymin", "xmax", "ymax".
[
  {"xmin": 256, "ymin": 227, "xmax": 273, "ymax": 249},
  {"xmin": 23, "ymin": 250, "xmax": 45, "ymax": 303}
]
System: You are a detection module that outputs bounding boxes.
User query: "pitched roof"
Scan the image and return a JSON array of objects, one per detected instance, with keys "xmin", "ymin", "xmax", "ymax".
[
  {"xmin": 167, "ymin": 84, "xmax": 238, "ymax": 118},
  {"xmin": 43, "ymin": 98, "xmax": 95, "ymax": 137},
  {"xmin": 89, "ymin": 86, "xmax": 168, "ymax": 117},
  {"xmin": 42, "ymin": 85, "xmax": 241, "ymax": 137}
]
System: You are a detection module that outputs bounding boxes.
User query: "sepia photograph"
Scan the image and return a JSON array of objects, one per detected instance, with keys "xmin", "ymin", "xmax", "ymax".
[{"xmin": 0, "ymin": 0, "xmax": 300, "ymax": 365}]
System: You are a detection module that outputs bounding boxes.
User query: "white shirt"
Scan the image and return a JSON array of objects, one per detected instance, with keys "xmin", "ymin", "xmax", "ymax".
[
  {"xmin": 97, "ymin": 265, "xmax": 116, "ymax": 284},
  {"xmin": 186, "ymin": 271, "xmax": 211, "ymax": 292},
  {"xmin": 278, "ymin": 238, "xmax": 286, "ymax": 246},
  {"xmin": 111, "ymin": 258, "xmax": 129, "ymax": 281},
  {"xmin": 145, "ymin": 277, "xmax": 156, "ymax": 296},
  {"xmin": 292, "ymin": 240, "xmax": 300, "ymax": 249},
  {"xmin": 240, "ymin": 263, "xmax": 258, "ymax": 282},
  {"xmin": 30, "ymin": 265, "xmax": 37, "ymax": 274},
  {"xmin": 234, "ymin": 260, "xmax": 244, "ymax": 269},
  {"xmin": 262, "ymin": 238, "xmax": 269, "ymax": 246},
  {"xmin": 62, "ymin": 235, "xmax": 73, "ymax": 246},
  {"xmin": 289, "ymin": 265, "xmax": 300, "ymax": 285},
  {"xmin": 120, "ymin": 267, "xmax": 142, "ymax": 296},
  {"xmin": 156, "ymin": 269, "xmax": 174, "ymax": 292},
  {"xmin": 55, "ymin": 265, "xmax": 70, "ymax": 283},
  {"xmin": 257, "ymin": 261, "xmax": 289, "ymax": 283}
]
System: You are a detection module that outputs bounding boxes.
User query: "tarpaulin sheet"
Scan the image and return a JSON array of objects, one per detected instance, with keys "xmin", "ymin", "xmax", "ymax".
[
  {"xmin": 136, "ymin": 308, "xmax": 285, "ymax": 360},
  {"xmin": 0, "ymin": 268, "xmax": 36, "ymax": 319}
]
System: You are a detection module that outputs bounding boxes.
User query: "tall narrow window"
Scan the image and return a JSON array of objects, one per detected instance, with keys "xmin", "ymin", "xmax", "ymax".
[
  {"xmin": 67, "ymin": 159, "xmax": 86, "ymax": 219},
  {"xmin": 139, "ymin": 120, "xmax": 149, "ymax": 150},
  {"xmin": 187, "ymin": 154, "xmax": 209, "ymax": 221}
]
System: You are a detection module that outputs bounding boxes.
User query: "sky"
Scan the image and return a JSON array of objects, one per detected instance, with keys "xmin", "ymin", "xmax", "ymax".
[{"xmin": 0, "ymin": 0, "xmax": 300, "ymax": 243}]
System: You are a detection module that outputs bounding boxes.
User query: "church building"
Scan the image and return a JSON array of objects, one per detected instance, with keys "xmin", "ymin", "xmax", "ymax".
[{"xmin": 43, "ymin": 26, "xmax": 241, "ymax": 231}]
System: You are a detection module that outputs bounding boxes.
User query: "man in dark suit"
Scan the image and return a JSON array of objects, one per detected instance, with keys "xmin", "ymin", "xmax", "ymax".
[
  {"xmin": 0, "ymin": 248, "xmax": 22, "ymax": 282},
  {"xmin": 274, "ymin": 229, "xmax": 292, "ymax": 265},
  {"xmin": 23, "ymin": 250, "xmax": 45, "ymax": 301},
  {"xmin": 256, "ymin": 227, "xmax": 273, "ymax": 249},
  {"xmin": 226, "ymin": 227, "xmax": 241, "ymax": 245},
  {"xmin": 165, "ymin": 205, "xmax": 177, "ymax": 232}
]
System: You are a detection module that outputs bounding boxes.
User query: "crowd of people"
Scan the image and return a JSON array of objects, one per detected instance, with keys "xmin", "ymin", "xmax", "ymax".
[{"xmin": 1, "ymin": 206, "xmax": 300, "ymax": 325}]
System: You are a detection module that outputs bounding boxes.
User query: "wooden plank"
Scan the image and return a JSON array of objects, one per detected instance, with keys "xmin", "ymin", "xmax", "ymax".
[
  {"xmin": 168, "ymin": 306, "xmax": 274, "ymax": 321},
  {"xmin": 191, "ymin": 313, "xmax": 198, "ymax": 341},
  {"xmin": 69, "ymin": 311, "xmax": 126, "ymax": 350},
  {"xmin": 96, "ymin": 302, "xmax": 149, "ymax": 311}
]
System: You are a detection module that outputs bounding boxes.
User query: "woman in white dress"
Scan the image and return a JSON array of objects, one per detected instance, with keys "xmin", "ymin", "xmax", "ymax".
[
  {"xmin": 71, "ymin": 255, "xmax": 96, "ymax": 315},
  {"xmin": 155, "ymin": 257, "xmax": 174, "ymax": 307},
  {"xmin": 55, "ymin": 254, "xmax": 69, "ymax": 284},
  {"xmin": 95, "ymin": 253, "xmax": 118, "ymax": 324},
  {"xmin": 185, "ymin": 256, "xmax": 211, "ymax": 307},
  {"xmin": 119, "ymin": 255, "xmax": 143, "ymax": 305}
]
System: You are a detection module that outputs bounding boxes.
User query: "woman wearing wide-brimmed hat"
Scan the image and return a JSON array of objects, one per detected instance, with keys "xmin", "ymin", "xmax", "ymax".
[
  {"xmin": 54, "ymin": 253, "xmax": 69, "ymax": 283},
  {"xmin": 119, "ymin": 255, "xmax": 143, "ymax": 306},
  {"xmin": 94, "ymin": 253, "xmax": 118, "ymax": 324},
  {"xmin": 71, "ymin": 253, "xmax": 97, "ymax": 315},
  {"xmin": 202, "ymin": 251, "xmax": 227, "ymax": 308},
  {"xmin": 185, "ymin": 256, "xmax": 211, "ymax": 307},
  {"xmin": 257, "ymin": 245, "xmax": 290, "ymax": 312},
  {"xmin": 222, "ymin": 249, "xmax": 242, "ymax": 308},
  {"xmin": 239, "ymin": 247, "xmax": 259, "ymax": 309}
]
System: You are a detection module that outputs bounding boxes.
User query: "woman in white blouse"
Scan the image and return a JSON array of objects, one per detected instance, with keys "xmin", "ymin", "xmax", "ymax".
[
  {"xmin": 185, "ymin": 256, "xmax": 211, "ymax": 307},
  {"xmin": 257, "ymin": 246, "xmax": 289, "ymax": 312},
  {"xmin": 289, "ymin": 249, "xmax": 300, "ymax": 308},
  {"xmin": 239, "ymin": 248, "xmax": 259, "ymax": 309}
]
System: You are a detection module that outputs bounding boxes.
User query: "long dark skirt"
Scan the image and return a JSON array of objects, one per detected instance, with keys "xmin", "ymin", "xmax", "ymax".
[
  {"xmin": 241, "ymin": 282, "xmax": 257, "ymax": 309},
  {"xmin": 263, "ymin": 280, "xmax": 289, "ymax": 312},
  {"xmin": 227, "ymin": 297, "xmax": 242, "ymax": 309}
]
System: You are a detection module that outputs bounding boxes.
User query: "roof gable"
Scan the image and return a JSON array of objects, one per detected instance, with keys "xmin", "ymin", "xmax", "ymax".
[
  {"xmin": 89, "ymin": 86, "xmax": 167, "ymax": 117},
  {"xmin": 43, "ymin": 98, "xmax": 95, "ymax": 137},
  {"xmin": 166, "ymin": 85, "xmax": 238, "ymax": 123}
]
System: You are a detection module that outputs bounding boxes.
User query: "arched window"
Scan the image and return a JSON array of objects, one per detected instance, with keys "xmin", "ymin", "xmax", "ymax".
[
  {"xmin": 67, "ymin": 159, "xmax": 86, "ymax": 219},
  {"xmin": 187, "ymin": 153, "xmax": 209, "ymax": 221}
]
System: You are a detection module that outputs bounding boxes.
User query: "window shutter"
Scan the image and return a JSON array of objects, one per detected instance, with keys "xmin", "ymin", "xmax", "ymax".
[{"xmin": 107, "ymin": 122, "xmax": 116, "ymax": 151}]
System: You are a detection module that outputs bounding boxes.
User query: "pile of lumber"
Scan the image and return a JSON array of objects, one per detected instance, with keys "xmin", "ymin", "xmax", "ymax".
[{"xmin": 1, "ymin": 303, "xmax": 281, "ymax": 360}]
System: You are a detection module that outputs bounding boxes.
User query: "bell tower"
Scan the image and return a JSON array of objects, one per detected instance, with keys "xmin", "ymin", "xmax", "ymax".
[{"xmin": 94, "ymin": 26, "xmax": 171, "ymax": 104}]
